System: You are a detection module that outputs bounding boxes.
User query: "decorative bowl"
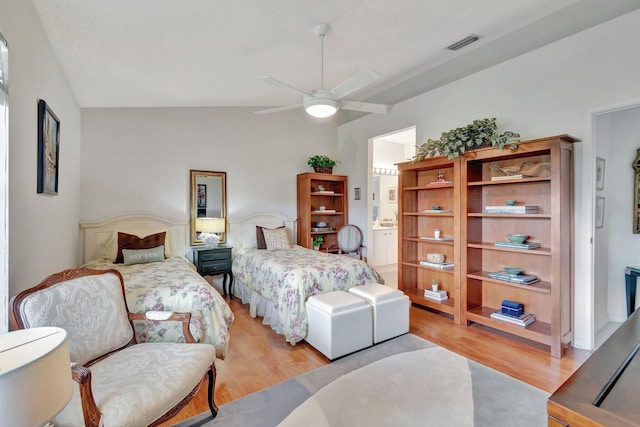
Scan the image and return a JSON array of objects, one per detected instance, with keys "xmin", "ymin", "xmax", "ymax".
[
  {"xmin": 505, "ymin": 199, "xmax": 517, "ymax": 206},
  {"xmin": 432, "ymin": 205, "xmax": 442, "ymax": 210},
  {"xmin": 504, "ymin": 267, "xmax": 523, "ymax": 276},
  {"xmin": 316, "ymin": 221, "xmax": 327, "ymax": 228},
  {"xmin": 507, "ymin": 233, "xmax": 527, "ymax": 244}
]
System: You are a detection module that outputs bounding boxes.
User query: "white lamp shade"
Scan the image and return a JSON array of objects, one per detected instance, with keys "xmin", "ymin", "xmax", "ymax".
[
  {"xmin": 303, "ymin": 91, "xmax": 339, "ymax": 118},
  {"xmin": 0, "ymin": 327, "xmax": 72, "ymax": 427},
  {"xmin": 196, "ymin": 217, "xmax": 226, "ymax": 234}
]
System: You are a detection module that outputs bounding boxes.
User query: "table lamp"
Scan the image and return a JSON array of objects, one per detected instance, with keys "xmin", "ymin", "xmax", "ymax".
[
  {"xmin": 0, "ymin": 326, "xmax": 72, "ymax": 426},
  {"xmin": 196, "ymin": 217, "xmax": 226, "ymax": 247}
]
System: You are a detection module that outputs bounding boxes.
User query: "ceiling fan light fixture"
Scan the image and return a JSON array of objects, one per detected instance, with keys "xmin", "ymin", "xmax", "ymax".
[{"xmin": 303, "ymin": 94, "xmax": 339, "ymax": 118}]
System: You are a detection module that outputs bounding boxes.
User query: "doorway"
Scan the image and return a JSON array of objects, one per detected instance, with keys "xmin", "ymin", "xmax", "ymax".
[
  {"xmin": 593, "ymin": 105, "xmax": 640, "ymax": 348},
  {"xmin": 368, "ymin": 127, "xmax": 416, "ymax": 288}
]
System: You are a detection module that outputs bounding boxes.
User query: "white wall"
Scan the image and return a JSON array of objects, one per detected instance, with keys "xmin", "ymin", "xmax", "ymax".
[
  {"xmin": 0, "ymin": 1, "xmax": 82, "ymax": 299},
  {"xmin": 338, "ymin": 9, "xmax": 640, "ymax": 350},
  {"xmin": 595, "ymin": 106, "xmax": 640, "ymax": 328},
  {"xmin": 80, "ymin": 107, "xmax": 337, "ymax": 255}
]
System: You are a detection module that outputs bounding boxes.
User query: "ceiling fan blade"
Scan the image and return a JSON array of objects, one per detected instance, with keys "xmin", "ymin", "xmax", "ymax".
[
  {"xmin": 254, "ymin": 104, "xmax": 303, "ymax": 115},
  {"xmin": 260, "ymin": 76, "xmax": 311, "ymax": 97},
  {"xmin": 340, "ymin": 100, "xmax": 392, "ymax": 115},
  {"xmin": 331, "ymin": 68, "xmax": 380, "ymax": 99}
]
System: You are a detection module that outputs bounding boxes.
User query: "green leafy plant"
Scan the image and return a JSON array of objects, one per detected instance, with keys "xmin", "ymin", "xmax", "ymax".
[
  {"xmin": 308, "ymin": 155, "xmax": 337, "ymax": 170},
  {"xmin": 313, "ymin": 235, "xmax": 324, "ymax": 247},
  {"xmin": 412, "ymin": 118, "xmax": 520, "ymax": 161}
]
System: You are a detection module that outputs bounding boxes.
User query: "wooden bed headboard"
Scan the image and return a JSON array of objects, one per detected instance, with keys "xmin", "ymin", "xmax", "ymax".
[
  {"xmin": 79, "ymin": 213, "xmax": 190, "ymax": 263},
  {"xmin": 228, "ymin": 212, "xmax": 297, "ymax": 250}
]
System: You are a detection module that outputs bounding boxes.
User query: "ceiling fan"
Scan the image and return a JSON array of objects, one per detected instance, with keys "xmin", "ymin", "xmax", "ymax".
[{"xmin": 255, "ymin": 23, "xmax": 393, "ymax": 118}]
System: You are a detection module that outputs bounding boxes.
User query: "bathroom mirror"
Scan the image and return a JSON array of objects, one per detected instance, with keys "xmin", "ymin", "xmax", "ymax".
[
  {"xmin": 633, "ymin": 150, "xmax": 640, "ymax": 233},
  {"xmin": 190, "ymin": 170, "xmax": 227, "ymax": 245}
]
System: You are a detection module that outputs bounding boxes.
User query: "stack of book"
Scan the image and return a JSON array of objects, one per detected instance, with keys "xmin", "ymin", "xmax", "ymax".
[
  {"xmin": 419, "ymin": 260, "xmax": 455, "ymax": 270},
  {"xmin": 419, "ymin": 236, "xmax": 454, "ymax": 241},
  {"xmin": 485, "ymin": 205, "xmax": 538, "ymax": 214},
  {"xmin": 494, "ymin": 241, "xmax": 540, "ymax": 249},
  {"xmin": 428, "ymin": 181, "xmax": 454, "ymax": 185},
  {"xmin": 424, "ymin": 289, "xmax": 448, "ymax": 302},
  {"xmin": 421, "ymin": 209, "xmax": 452, "ymax": 214},
  {"xmin": 490, "ymin": 309, "xmax": 535, "ymax": 326},
  {"xmin": 488, "ymin": 270, "xmax": 540, "ymax": 285},
  {"xmin": 490, "ymin": 174, "xmax": 532, "ymax": 182}
]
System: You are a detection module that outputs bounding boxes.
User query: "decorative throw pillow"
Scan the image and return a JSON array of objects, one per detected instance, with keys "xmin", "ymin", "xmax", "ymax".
[
  {"xmin": 256, "ymin": 225, "xmax": 285, "ymax": 250},
  {"xmin": 115, "ymin": 231, "xmax": 166, "ymax": 263},
  {"xmin": 262, "ymin": 227, "xmax": 290, "ymax": 250},
  {"xmin": 122, "ymin": 246, "xmax": 165, "ymax": 265}
]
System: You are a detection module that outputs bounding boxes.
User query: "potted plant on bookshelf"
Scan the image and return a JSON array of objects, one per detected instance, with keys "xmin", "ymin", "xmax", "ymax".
[
  {"xmin": 412, "ymin": 118, "xmax": 520, "ymax": 161},
  {"xmin": 312, "ymin": 235, "xmax": 323, "ymax": 250},
  {"xmin": 308, "ymin": 155, "xmax": 337, "ymax": 174}
]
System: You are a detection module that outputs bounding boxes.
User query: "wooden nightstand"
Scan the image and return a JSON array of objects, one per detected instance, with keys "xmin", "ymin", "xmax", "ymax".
[{"xmin": 192, "ymin": 245, "xmax": 234, "ymax": 298}]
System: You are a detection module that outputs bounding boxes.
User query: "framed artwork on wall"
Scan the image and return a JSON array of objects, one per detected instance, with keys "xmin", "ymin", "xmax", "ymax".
[
  {"xmin": 596, "ymin": 196, "xmax": 605, "ymax": 228},
  {"xmin": 387, "ymin": 187, "xmax": 397, "ymax": 203},
  {"xmin": 596, "ymin": 157, "xmax": 605, "ymax": 191},
  {"xmin": 37, "ymin": 99, "xmax": 60, "ymax": 195}
]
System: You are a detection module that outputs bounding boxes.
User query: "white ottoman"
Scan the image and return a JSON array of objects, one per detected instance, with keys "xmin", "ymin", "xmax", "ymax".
[
  {"xmin": 305, "ymin": 291, "xmax": 373, "ymax": 360},
  {"xmin": 349, "ymin": 283, "xmax": 410, "ymax": 344}
]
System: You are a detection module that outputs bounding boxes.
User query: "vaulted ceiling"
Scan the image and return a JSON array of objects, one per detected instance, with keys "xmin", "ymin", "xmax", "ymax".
[{"xmin": 32, "ymin": 0, "xmax": 640, "ymax": 122}]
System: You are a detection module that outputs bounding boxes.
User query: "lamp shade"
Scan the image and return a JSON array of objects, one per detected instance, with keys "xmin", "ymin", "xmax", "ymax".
[
  {"xmin": 303, "ymin": 91, "xmax": 339, "ymax": 118},
  {"xmin": 196, "ymin": 217, "xmax": 226, "ymax": 234},
  {"xmin": 0, "ymin": 327, "xmax": 72, "ymax": 426}
]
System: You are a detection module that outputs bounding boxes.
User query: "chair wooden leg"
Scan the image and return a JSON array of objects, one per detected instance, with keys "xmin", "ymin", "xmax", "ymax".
[{"xmin": 208, "ymin": 363, "xmax": 218, "ymax": 418}]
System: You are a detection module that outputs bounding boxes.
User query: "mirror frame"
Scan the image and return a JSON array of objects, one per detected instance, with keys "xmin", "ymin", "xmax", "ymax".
[
  {"xmin": 190, "ymin": 170, "xmax": 227, "ymax": 245},
  {"xmin": 633, "ymin": 150, "xmax": 640, "ymax": 233}
]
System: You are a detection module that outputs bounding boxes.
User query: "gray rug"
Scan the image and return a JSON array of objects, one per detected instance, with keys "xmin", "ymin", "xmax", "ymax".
[{"xmin": 175, "ymin": 334, "xmax": 549, "ymax": 427}]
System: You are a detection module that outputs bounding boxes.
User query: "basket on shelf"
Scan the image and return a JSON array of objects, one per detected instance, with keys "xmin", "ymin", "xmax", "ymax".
[{"xmin": 313, "ymin": 167, "xmax": 333, "ymax": 174}]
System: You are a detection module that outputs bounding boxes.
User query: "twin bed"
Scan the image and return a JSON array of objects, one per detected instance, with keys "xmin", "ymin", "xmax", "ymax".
[
  {"xmin": 80, "ymin": 214, "xmax": 234, "ymax": 359},
  {"xmin": 229, "ymin": 213, "xmax": 384, "ymax": 344},
  {"xmin": 80, "ymin": 212, "xmax": 383, "ymax": 354}
]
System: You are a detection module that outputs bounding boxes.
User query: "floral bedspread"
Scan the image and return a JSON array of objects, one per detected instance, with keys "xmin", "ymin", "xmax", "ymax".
[
  {"xmin": 83, "ymin": 256, "xmax": 234, "ymax": 359},
  {"xmin": 232, "ymin": 246, "xmax": 384, "ymax": 344}
]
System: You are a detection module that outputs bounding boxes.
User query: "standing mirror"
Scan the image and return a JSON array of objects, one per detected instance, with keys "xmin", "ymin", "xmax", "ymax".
[
  {"xmin": 633, "ymin": 150, "xmax": 640, "ymax": 233},
  {"xmin": 190, "ymin": 170, "xmax": 227, "ymax": 245}
]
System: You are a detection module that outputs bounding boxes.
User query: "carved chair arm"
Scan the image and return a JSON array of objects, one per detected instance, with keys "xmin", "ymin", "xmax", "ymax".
[
  {"xmin": 71, "ymin": 363, "xmax": 102, "ymax": 427},
  {"xmin": 128, "ymin": 311, "xmax": 196, "ymax": 343}
]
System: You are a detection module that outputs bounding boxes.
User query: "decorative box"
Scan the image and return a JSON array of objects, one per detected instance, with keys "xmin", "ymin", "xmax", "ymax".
[{"xmin": 501, "ymin": 300, "xmax": 523, "ymax": 317}]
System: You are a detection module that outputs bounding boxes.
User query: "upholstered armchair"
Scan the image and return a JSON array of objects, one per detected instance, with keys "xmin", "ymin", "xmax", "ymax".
[{"xmin": 10, "ymin": 268, "xmax": 218, "ymax": 427}]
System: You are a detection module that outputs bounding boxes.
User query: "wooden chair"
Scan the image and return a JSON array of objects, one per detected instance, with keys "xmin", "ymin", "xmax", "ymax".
[
  {"xmin": 327, "ymin": 224, "xmax": 365, "ymax": 259},
  {"xmin": 10, "ymin": 268, "xmax": 218, "ymax": 427}
]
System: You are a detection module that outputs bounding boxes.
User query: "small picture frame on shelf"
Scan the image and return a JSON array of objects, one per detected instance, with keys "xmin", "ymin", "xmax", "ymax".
[
  {"xmin": 596, "ymin": 196, "xmax": 605, "ymax": 228},
  {"xmin": 596, "ymin": 157, "xmax": 605, "ymax": 190}
]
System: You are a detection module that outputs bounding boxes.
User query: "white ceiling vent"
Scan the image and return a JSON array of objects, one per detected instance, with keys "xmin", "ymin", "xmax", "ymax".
[{"xmin": 446, "ymin": 34, "xmax": 481, "ymax": 51}]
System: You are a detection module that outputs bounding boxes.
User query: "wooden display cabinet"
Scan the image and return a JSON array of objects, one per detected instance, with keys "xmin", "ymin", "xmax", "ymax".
[
  {"xmin": 397, "ymin": 157, "xmax": 461, "ymax": 321},
  {"xmin": 461, "ymin": 135, "xmax": 578, "ymax": 358},
  {"xmin": 397, "ymin": 134, "xmax": 578, "ymax": 357},
  {"xmin": 297, "ymin": 173, "xmax": 348, "ymax": 252}
]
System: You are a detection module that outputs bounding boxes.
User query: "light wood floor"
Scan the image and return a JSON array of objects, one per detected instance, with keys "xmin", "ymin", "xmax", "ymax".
[{"xmin": 160, "ymin": 297, "xmax": 592, "ymax": 426}]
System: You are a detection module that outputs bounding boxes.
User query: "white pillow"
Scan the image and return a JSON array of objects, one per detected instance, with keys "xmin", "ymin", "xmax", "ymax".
[
  {"xmin": 101, "ymin": 231, "xmax": 118, "ymax": 260},
  {"xmin": 262, "ymin": 227, "xmax": 291, "ymax": 250}
]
